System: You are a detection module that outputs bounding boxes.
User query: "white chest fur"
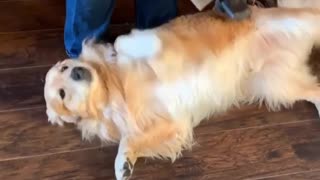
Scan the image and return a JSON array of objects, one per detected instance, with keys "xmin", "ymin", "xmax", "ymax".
[{"xmin": 155, "ymin": 63, "xmax": 243, "ymax": 127}]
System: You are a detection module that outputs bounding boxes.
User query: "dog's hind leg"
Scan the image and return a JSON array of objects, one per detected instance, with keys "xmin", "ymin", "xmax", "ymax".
[{"xmin": 248, "ymin": 53, "xmax": 320, "ymax": 117}]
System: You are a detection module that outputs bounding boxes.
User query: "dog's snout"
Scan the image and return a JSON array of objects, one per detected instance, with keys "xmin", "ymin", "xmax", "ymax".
[{"xmin": 70, "ymin": 66, "xmax": 92, "ymax": 82}]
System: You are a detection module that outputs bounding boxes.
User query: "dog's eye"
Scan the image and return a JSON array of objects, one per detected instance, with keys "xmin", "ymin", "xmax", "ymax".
[
  {"xmin": 59, "ymin": 89, "xmax": 65, "ymax": 99},
  {"xmin": 61, "ymin": 66, "xmax": 68, "ymax": 72}
]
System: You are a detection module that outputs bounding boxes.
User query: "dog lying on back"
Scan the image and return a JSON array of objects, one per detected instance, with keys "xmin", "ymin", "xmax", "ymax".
[{"xmin": 44, "ymin": 4, "xmax": 320, "ymax": 180}]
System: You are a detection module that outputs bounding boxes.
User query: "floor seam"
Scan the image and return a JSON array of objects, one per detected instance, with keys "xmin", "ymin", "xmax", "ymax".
[
  {"xmin": 0, "ymin": 146, "xmax": 103, "ymax": 162},
  {"xmin": 247, "ymin": 168, "xmax": 320, "ymax": 180}
]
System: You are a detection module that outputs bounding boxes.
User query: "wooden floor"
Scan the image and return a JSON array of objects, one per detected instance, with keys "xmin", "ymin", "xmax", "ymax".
[{"xmin": 1, "ymin": 1, "xmax": 320, "ymax": 180}]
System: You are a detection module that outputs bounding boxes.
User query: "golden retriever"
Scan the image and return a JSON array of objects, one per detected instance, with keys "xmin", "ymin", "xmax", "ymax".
[{"xmin": 44, "ymin": 4, "xmax": 320, "ymax": 180}]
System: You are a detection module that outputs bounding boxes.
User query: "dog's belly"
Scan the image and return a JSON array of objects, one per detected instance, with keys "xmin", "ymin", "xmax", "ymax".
[{"xmin": 155, "ymin": 68, "xmax": 241, "ymax": 127}]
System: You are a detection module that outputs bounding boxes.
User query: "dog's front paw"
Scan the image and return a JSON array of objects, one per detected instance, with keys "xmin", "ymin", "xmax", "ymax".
[{"xmin": 115, "ymin": 153, "xmax": 134, "ymax": 180}]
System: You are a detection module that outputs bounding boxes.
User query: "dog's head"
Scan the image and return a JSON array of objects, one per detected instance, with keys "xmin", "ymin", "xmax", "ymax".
[
  {"xmin": 44, "ymin": 60, "xmax": 93, "ymax": 125},
  {"xmin": 44, "ymin": 42, "xmax": 120, "ymax": 126}
]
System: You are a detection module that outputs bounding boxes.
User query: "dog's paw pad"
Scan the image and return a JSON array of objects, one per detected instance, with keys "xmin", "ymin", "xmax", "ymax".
[
  {"xmin": 122, "ymin": 159, "xmax": 133, "ymax": 178},
  {"xmin": 115, "ymin": 154, "xmax": 134, "ymax": 180}
]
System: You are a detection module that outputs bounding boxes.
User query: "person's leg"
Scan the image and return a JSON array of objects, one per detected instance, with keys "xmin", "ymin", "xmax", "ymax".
[
  {"xmin": 64, "ymin": 0, "xmax": 116, "ymax": 58},
  {"xmin": 135, "ymin": 0, "xmax": 177, "ymax": 29}
]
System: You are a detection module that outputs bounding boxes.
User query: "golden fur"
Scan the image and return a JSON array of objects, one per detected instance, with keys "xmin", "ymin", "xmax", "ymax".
[{"xmin": 44, "ymin": 4, "xmax": 320, "ymax": 180}]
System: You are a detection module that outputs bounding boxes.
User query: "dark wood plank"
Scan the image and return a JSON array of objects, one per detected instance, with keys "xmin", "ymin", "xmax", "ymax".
[
  {"xmin": 0, "ymin": 0, "xmax": 208, "ymax": 33},
  {"xmin": 264, "ymin": 170, "xmax": 320, "ymax": 180},
  {"xmin": 0, "ymin": 66, "xmax": 48, "ymax": 111},
  {"xmin": 203, "ymin": 101, "xmax": 318, "ymax": 132},
  {"xmin": 0, "ymin": 66, "xmax": 49, "ymax": 88},
  {"xmin": 0, "ymin": 100, "xmax": 316, "ymax": 159},
  {"xmin": 0, "ymin": 0, "xmax": 137, "ymax": 32},
  {"xmin": 0, "ymin": 147, "xmax": 117, "ymax": 180},
  {"xmin": 128, "ymin": 120, "xmax": 320, "ymax": 180},
  {"xmin": 0, "ymin": 24, "xmax": 134, "ymax": 70},
  {"xmin": 0, "ymin": 30, "xmax": 65, "ymax": 69},
  {"xmin": 0, "ymin": 108, "xmax": 99, "ymax": 160},
  {"xmin": 1, "ymin": 120, "xmax": 320, "ymax": 180},
  {"xmin": 0, "ymin": 0, "xmax": 65, "ymax": 32}
]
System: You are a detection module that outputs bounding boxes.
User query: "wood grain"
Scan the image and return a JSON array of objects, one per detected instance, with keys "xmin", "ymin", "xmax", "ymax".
[
  {"xmin": 0, "ymin": 0, "xmax": 135, "ymax": 32},
  {"xmin": 0, "ymin": 100, "xmax": 316, "ymax": 161},
  {"xmin": 0, "ymin": 147, "xmax": 117, "ymax": 180},
  {"xmin": 0, "ymin": 108, "xmax": 100, "ymax": 160},
  {"xmin": 0, "ymin": 0, "xmax": 65, "ymax": 32},
  {"xmin": 0, "ymin": 0, "xmax": 207, "ymax": 33},
  {"xmin": 0, "ymin": 25, "xmax": 135, "ymax": 70},
  {"xmin": 264, "ymin": 170, "xmax": 320, "ymax": 180},
  {"xmin": 1, "ymin": 120, "xmax": 320, "ymax": 180},
  {"xmin": 0, "ymin": 66, "xmax": 48, "ymax": 111},
  {"xmin": 0, "ymin": 0, "xmax": 186, "ymax": 33},
  {"xmin": 133, "ymin": 120, "xmax": 320, "ymax": 180},
  {"xmin": 0, "ymin": 30, "xmax": 65, "ymax": 69},
  {"xmin": 203, "ymin": 101, "xmax": 318, "ymax": 132}
]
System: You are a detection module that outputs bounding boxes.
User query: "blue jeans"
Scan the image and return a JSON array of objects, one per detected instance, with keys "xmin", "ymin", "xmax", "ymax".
[{"xmin": 64, "ymin": 0, "xmax": 177, "ymax": 58}]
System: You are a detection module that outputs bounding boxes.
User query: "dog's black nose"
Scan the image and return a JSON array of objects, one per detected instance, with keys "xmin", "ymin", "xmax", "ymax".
[{"xmin": 70, "ymin": 66, "xmax": 92, "ymax": 82}]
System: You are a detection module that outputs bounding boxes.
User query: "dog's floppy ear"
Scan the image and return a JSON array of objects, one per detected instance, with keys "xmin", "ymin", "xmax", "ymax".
[{"xmin": 79, "ymin": 39, "xmax": 116, "ymax": 63}]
